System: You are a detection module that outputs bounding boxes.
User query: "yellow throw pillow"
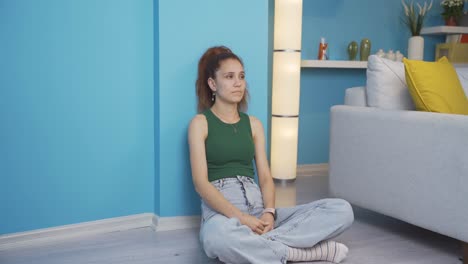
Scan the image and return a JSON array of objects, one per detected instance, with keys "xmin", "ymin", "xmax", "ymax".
[{"xmin": 403, "ymin": 57, "xmax": 468, "ymax": 115}]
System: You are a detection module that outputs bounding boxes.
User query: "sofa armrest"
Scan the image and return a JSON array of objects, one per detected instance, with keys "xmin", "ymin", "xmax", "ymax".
[{"xmin": 329, "ymin": 105, "xmax": 468, "ymax": 242}]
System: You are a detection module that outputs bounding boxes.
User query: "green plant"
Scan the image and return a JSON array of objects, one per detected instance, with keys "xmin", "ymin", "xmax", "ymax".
[
  {"xmin": 440, "ymin": 0, "xmax": 464, "ymax": 20},
  {"xmin": 401, "ymin": 0, "xmax": 433, "ymax": 36}
]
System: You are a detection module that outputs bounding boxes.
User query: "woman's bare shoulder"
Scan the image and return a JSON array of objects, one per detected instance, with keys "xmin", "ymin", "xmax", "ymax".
[
  {"xmin": 248, "ymin": 115, "xmax": 264, "ymax": 128},
  {"xmin": 248, "ymin": 115, "xmax": 265, "ymax": 139},
  {"xmin": 248, "ymin": 115, "xmax": 259, "ymax": 122},
  {"xmin": 190, "ymin": 114, "xmax": 207, "ymax": 125},
  {"xmin": 189, "ymin": 114, "xmax": 208, "ymax": 136}
]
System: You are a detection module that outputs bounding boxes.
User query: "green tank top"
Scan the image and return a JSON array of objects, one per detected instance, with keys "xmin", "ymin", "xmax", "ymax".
[{"xmin": 203, "ymin": 109, "xmax": 255, "ymax": 182}]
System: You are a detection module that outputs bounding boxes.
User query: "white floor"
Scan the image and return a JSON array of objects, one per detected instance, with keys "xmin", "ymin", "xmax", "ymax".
[{"xmin": 0, "ymin": 175, "xmax": 463, "ymax": 264}]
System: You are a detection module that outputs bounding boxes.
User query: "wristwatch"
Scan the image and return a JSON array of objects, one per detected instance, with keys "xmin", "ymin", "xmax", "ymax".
[{"xmin": 262, "ymin": 208, "xmax": 276, "ymax": 220}]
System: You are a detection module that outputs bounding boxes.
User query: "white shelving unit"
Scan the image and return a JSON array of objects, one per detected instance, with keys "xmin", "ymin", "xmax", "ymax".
[
  {"xmin": 421, "ymin": 26, "xmax": 468, "ymax": 64},
  {"xmin": 420, "ymin": 26, "xmax": 468, "ymax": 35},
  {"xmin": 421, "ymin": 26, "xmax": 468, "ymax": 43},
  {"xmin": 301, "ymin": 60, "xmax": 367, "ymax": 69}
]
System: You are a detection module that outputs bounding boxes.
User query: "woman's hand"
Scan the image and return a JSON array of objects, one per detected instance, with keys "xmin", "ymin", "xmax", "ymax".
[
  {"xmin": 259, "ymin": 213, "xmax": 275, "ymax": 234},
  {"xmin": 240, "ymin": 214, "xmax": 269, "ymax": 235}
]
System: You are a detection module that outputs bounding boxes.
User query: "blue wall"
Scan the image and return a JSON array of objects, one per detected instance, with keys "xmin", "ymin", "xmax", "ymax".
[
  {"xmin": 0, "ymin": 0, "xmax": 447, "ymax": 235},
  {"xmin": 297, "ymin": 0, "xmax": 445, "ymax": 164},
  {"xmin": 157, "ymin": 0, "xmax": 271, "ymax": 217},
  {"xmin": 0, "ymin": 0, "xmax": 155, "ymax": 234}
]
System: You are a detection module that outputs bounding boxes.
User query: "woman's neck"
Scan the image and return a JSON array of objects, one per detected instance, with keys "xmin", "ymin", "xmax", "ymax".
[{"xmin": 211, "ymin": 102, "xmax": 239, "ymax": 123}]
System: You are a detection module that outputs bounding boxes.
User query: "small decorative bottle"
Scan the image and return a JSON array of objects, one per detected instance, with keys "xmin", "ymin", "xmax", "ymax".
[
  {"xmin": 347, "ymin": 41, "xmax": 358, "ymax": 61},
  {"xmin": 317, "ymin": 37, "xmax": 328, "ymax": 60},
  {"xmin": 360, "ymin": 38, "xmax": 371, "ymax": 61}
]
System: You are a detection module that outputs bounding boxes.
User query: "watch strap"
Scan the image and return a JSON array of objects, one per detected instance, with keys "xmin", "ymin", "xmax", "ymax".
[{"xmin": 262, "ymin": 208, "xmax": 276, "ymax": 220}]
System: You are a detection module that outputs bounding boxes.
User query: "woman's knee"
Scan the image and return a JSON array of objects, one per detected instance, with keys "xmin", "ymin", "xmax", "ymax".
[{"xmin": 329, "ymin": 198, "xmax": 354, "ymax": 228}]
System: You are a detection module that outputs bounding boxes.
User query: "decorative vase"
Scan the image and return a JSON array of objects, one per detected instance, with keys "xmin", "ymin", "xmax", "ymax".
[
  {"xmin": 445, "ymin": 16, "xmax": 458, "ymax": 26},
  {"xmin": 360, "ymin": 38, "xmax": 371, "ymax": 61},
  {"xmin": 347, "ymin": 41, "xmax": 358, "ymax": 60},
  {"xmin": 408, "ymin": 36, "xmax": 424, "ymax": 60}
]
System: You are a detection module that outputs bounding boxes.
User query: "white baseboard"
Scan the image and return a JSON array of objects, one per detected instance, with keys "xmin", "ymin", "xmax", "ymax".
[
  {"xmin": 297, "ymin": 163, "xmax": 329, "ymax": 177},
  {"xmin": 0, "ymin": 213, "xmax": 157, "ymax": 250},
  {"xmin": 0, "ymin": 213, "xmax": 203, "ymax": 250}
]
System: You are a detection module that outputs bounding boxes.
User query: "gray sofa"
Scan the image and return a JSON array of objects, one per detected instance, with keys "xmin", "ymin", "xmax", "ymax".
[{"xmin": 329, "ymin": 57, "xmax": 468, "ymax": 260}]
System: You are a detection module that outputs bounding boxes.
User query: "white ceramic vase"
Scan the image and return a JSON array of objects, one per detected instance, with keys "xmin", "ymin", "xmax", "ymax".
[{"xmin": 408, "ymin": 36, "xmax": 424, "ymax": 60}]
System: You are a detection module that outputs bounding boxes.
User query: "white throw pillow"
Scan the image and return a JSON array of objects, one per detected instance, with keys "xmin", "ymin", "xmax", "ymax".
[
  {"xmin": 366, "ymin": 55, "xmax": 415, "ymax": 110},
  {"xmin": 455, "ymin": 66, "xmax": 468, "ymax": 95}
]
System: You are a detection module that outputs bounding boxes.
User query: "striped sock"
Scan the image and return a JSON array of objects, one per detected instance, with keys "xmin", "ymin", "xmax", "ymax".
[{"xmin": 287, "ymin": 240, "xmax": 348, "ymax": 263}]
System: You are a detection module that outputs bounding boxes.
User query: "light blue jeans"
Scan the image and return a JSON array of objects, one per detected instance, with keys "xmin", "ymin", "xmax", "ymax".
[{"xmin": 199, "ymin": 176, "xmax": 354, "ymax": 264}]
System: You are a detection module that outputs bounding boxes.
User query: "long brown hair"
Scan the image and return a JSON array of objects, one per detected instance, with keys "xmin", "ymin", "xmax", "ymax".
[{"xmin": 195, "ymin": 46, "xmax": 249, "ymax": 113}]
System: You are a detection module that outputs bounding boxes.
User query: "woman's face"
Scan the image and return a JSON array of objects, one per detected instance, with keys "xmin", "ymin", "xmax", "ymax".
[{"xmin": 209, "ymin": 58, "xmax": 246, "ymax": 104}]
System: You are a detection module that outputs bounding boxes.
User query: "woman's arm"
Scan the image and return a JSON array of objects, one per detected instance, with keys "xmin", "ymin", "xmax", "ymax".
[
  {"xmin": 250, "ymin": 116, "xmax": 276, "ymax": 232},
  {"xmin": 189, "ymin": 115, "xmax": 267, "ymax": 234}
]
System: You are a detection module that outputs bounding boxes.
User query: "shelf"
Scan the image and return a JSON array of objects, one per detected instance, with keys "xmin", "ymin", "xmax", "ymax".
[
  {"xmin": 301, "ymin": 60, "xmax": 367, "ymax": 69},
  {"xmin": 421, "ymin": 26, "xmax": 468, "ymax": 35},
  {"xmin": 302, "ymin": 60, "xmax": 467, "ymax": 68}
]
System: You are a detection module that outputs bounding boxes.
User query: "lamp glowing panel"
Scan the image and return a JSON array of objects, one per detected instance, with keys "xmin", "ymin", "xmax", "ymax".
[
  {"xmin": 274, "ymin": 0, "xmax": 303, "ymax": 50},
  {"xmin": 270, "ymin": 117, "xmax": 299, "ymax": 180},
  {"xmin": 272, "ymin": 52, "xmax": 301, "ymax": 115}
]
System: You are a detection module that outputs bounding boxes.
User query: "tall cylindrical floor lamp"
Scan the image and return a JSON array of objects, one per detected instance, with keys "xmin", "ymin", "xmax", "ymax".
[{"xmin": 270, "ymin": 0, "xmax": 303, "ymax": 182}]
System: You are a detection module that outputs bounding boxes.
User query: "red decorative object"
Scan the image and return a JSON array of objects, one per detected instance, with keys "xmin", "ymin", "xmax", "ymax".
[{"xmin": 445, "ymin": 16, "xmax": 458, "ymax": 26}]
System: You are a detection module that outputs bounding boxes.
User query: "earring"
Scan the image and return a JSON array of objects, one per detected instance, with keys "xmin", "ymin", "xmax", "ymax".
[{"xmin": 211, "ymin": 92, "xmax": 216, "ymax": 102}]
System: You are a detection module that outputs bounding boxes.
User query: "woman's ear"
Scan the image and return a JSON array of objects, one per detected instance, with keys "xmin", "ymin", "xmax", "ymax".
[{"xmin": 208, "ymin": 77, "xmax": 216, "ymax": 92}]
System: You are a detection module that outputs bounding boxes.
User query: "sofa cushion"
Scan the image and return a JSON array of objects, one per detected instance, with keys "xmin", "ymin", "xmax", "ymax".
[
  {"xmin": 404, "ymin": 57, "xmax": 468, "ymax": 115},
  {"xmin": 455, "ymin": 67, "xmax": 468, "ymax": 94},
  {"xmin": 366, "ymin": 55, "xmax": 415, "ymax": 110},
  {"xmin": 345, "ymin": 87, "xmax": 367, "ymax": 106}
]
